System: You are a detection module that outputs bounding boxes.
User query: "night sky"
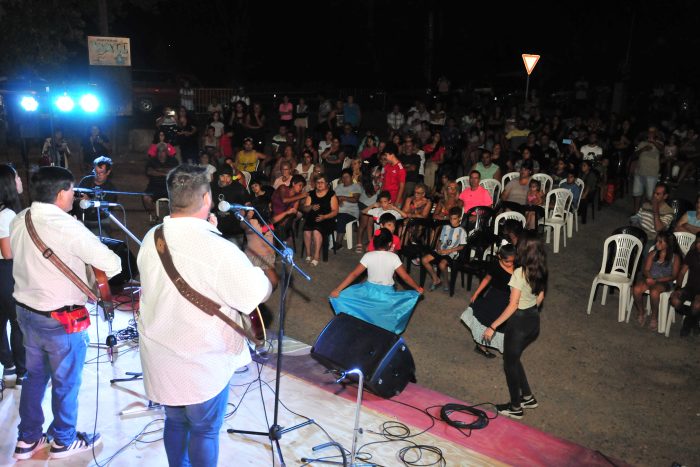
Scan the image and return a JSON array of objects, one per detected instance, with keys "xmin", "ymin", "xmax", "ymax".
[{"xmin": 103, "ymin": 0, "xmax": 700, "ymax": 91}]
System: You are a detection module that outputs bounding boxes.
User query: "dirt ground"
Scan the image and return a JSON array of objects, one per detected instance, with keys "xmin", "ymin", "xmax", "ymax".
[{"xmin": 28, "ymin": 151, "xmax": 698, "ymax": 467}]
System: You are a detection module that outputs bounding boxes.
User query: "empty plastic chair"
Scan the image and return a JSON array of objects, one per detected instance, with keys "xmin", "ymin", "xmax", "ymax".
[{"xmin": 587, "ymin": 234, "xmax": 644, "ymax": 322}]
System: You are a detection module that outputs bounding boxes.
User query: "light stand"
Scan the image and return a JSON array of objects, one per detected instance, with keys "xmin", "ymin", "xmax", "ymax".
[
  {"xmin": 225, "ymin": 207, "xmax": 311, "ymax": 467},
  {"xmin": 301, "ymin": 369, "xmax": 377, "ymax": 467}
]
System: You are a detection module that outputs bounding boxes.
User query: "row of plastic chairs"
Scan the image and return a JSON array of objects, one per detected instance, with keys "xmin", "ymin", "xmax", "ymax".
[{"xmin": 586, "ymin": 231, "xmax": 696, "ymax": 336}]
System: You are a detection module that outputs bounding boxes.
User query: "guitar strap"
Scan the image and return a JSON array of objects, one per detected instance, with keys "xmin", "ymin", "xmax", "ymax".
[
  {"xmin": 24, "ymin": 211, "xmax": 98, "ymax": 302},
  {"xmin": 153, "ymin": 225, "xmax": 252, "ymax": 342}
]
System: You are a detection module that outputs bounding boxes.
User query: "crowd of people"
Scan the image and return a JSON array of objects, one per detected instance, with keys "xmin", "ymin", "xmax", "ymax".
[{"xmin": 1, "ymin": 85, "xmax": 699, "ymax": 464}]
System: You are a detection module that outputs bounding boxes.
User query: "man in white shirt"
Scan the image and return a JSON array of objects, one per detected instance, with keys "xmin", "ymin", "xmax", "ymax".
[
  {"xmin": 137, "ymin": 165, "xmax": 277, "ymax": 467},
  {"xmin": 579, "ymin": 132, "xmax": 603, "ymax": 161},
  {"xmin": 11, "ymin": 167, "xmax": 121, "ymax": 460}
]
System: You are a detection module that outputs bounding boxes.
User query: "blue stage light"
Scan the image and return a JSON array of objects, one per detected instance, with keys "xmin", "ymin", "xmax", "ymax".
[
  {"xmin": 55, "ymin": 94, "xmax": 75, "ymax": 112},
  {"xmin": 20, "ymin": 96, "xmax": 39, "ymax": 112},
  {"xmin": 79, "ymin": 94, "xmax": 100, "ymax": 113}
]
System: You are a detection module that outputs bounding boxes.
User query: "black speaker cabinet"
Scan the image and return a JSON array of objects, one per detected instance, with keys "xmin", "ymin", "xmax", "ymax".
[{"xmin": 311, "ymin": 313, "xmax": 416, "ymax": 398}]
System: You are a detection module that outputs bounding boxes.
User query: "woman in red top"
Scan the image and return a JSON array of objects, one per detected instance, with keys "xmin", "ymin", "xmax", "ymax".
[
  {"xmin": 147, "ymin": 131, "xmax": 176, "ymax": 158},
  {"xmin": 423, "ymin": 132, "xmax": 445, "ymax": 190},
  {"xmin": 278, "ymin": 95, "xmax": 293, "ymax": 130}
]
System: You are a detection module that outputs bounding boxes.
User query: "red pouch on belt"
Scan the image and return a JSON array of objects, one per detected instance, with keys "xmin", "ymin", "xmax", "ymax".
[{"xmin": 51, "ymin": 307, "xmax": 91, "ymax": 334}]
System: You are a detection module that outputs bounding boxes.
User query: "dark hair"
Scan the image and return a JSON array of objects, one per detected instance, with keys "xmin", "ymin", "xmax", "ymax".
[
  {"xmin": 469, "ymin": 170, "xmax": 481, "ymax": 178},
  {"xmin": 529, "ymin": 179, "xmax": 541, "ymax": 190},
  {"xmin": 377, "ymin": 190, "xmax": 391, "ymax": 201},
  {"xmin": 166, "ymin": 164, "xmax": 209, "ymax": 214},
  {"xmin": 290, "ymin": 174, "xmax": 306, "ymax": 186},
  {"xmin": 93, "ymin": 155, "xmax": 113, "ymax": 170},
  {"xmin": 655, "ymin": 181, "xmax": 668, "ymax": 196},
  {"xmin": 30, "ymin": 166, "xmax": 74, "ymax": 204},
  {"xmin": 498, "ymin": 243, "xmax": 516, "ymax": 259},
  {"xmin": 502, "ymin": 218, "xmax": 524, "ymax": 242},
  {"xmin": 218, "ymin": 164, "xmax": 234, "ymax": 176},
  {"xmin": 360, "ymin": 163, "xmax": 376, "ymax": 198},
  {"xmin": 654, "ymin": 230, "xmax": 677, "ymax": 266},
  {"xmin": 516, "ymin": 231, "xmax": 548, "ymax": 295},
  {"xmin": 378, "ymin": 212, "xmax": 396, "ymax": 225},
  {"xmin": 448, "ymin": 206, "xmax": 462, "ymax": 218},
  {"xmin": 0, "ymin": 165, "xmax": 21, "ymax": 213},
  {"xmin": 341, "ymin": 168, "xmax": 353, "ymax": 177},
  {"xmin": 372, "ymin": 228, "xmax": 393, "ymax": 250}
]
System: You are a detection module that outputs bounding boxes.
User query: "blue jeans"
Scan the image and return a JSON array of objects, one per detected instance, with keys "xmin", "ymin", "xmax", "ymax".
[
  {"xmin": 16, "ymin": 305, "xmax": 89, "ymax": 445},
  {"xmin": 163, "ymin": 384, "xmax": 229, "ymax": 467}
]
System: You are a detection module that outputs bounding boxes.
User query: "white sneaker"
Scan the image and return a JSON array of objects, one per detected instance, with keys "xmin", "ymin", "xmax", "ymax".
[
  {"xmin": 49, "ymin": 432, "xmax": 101, "ymax": 459},
  {"xmin": 13, "ymin": 433, "xmax": 50, "ymax": 460}
]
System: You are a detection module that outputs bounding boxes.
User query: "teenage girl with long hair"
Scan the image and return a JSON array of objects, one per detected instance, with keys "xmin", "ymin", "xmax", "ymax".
[{"xmin": 483, "ymin": 231, "xmax": 547, "ymax": 419}]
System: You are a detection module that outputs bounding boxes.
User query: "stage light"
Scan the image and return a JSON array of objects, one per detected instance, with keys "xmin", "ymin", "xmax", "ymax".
[
  {"xmin": 20, "ymin": 96, "xmax": 39, "ymax": 112},
  {"xmin": 55, "ymin": 94, "xmax": 75, "ymax": 112},
  {"xmin": 79, "ymin": 94, "xmax": 100, "ymax": 113}
]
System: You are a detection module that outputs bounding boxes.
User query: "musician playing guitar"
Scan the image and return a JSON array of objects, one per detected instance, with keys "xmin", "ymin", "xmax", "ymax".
[
  {"xmin": 10, "ymin": 167, "xmax": 122, "ymax": 460},
  {"xmin": 137, "ymin": 165, "xmax": 278, "ymax": 467}
]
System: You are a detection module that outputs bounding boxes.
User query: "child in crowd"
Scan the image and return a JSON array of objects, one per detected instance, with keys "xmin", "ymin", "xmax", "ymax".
[
  {"xmin": 421, "ymin": 207, "xmax": 468, "ymax": 291},
  {"xmin": 525, "ymin": 179, "xmax": 544, "ymax": 229},
  {"xmin": 500, "ymin": 218, "xmax": 524, "ymax": 247},
  {"xmin": 329, "ymin": 228, "xmax": 423, "ymax": 334},
  {"xmin": 363, "ymin": 190, "xmax": 405, "ymax": 231},
  {"xmin": 198, "ymin": 152, "xmax": 217, "ymax": 182},
  {"xmin": 560, "ymin": 172, "xmax": 582, "ymax": 209},
  {"xmin": 368, "ymin": 213, "xmax": 401, "ymax": 252}
]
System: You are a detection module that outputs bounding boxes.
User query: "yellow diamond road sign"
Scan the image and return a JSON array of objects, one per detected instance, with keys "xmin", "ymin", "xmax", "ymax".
[{"xmin": 522, "ymin": 54, "xmax": 540, "ymax": 75}]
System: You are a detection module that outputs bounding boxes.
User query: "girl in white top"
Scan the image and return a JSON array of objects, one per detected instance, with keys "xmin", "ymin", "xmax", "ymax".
[
  {"xmin": 483, "ymin": 232, "xmax": 547, "ymax": 420},
  {"xmin": 0, "ymin": 164, "xmax": 25, "ymax": 385},
  {"xmin": 329, "ymin": 229, "xmax": 423, "ymax": 334}
]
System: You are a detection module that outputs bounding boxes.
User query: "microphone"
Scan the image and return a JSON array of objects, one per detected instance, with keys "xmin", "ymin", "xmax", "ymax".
[
  {"xmin": 79, "ymin": 199, "xmax": 120, "ymax": 209},
  {"xmin": 218, "ymin": 200, "xmax": 254, "ymax": 212}
]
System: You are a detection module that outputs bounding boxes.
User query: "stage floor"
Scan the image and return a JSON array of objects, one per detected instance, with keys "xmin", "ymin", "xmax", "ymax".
[{"xmin": 0, "ymin": 309, "xmax": 627, "ymax": 466}]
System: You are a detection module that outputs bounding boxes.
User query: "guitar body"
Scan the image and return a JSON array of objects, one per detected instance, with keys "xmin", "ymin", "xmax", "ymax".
[
  {"xmin": 91, "ymin": 267, "xmax": 115, "ymax": 321},
  {"xmin": 243, "ymin": 307, "xmax": 266, "ymax": 348}
]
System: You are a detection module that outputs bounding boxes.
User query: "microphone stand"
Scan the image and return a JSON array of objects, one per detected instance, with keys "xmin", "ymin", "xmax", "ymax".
[
  {"xmin": 80, "ymin": 186, "xmax": 144, "ymax": 363},
  {"xmin": 226, "ymin": 207, "xmax": 311, "ymax": 467}
]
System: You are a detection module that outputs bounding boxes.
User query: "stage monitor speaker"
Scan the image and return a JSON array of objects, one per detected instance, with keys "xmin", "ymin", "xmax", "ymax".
[
  {"xmin": 100, "ymin": 237, "xmax": 138, "ymax": 287},
  {"xmin": 311, "ymin": 313, "xmax": 416, "ymax": 398}
]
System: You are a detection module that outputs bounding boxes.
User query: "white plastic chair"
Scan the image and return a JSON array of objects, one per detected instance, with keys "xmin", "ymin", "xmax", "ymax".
[
  {"xmin": 493, "ymin": 211, "xmax": 526, "ymax": 236},
  {"xmin": 456, "ymin": 176, "xmax": 469, "ymax": 192},
  {"xmin": 539, "ymin": 188, "xmax": 572, "ymax": 253},
  {"xmin": 241, "ymin": 170, "xmax": 252, "ymax": 192},
  {"xmin": 587, "ymin": 234, "xmax": 644, "ymax": 322},
  {"xmin": 331, "ymin": 178, "xmax": 340, "ymax": 190},
  {"xmin": 532, "ymin": 173, "xmax": 553, "ymax": 194},
  {"xmin": 658, "ymin": 271, "xmax": 689, "ymax": 337},
  {"xmin": 646, "ymin": 235, "xmax": 694, "ymax": 336},
  {"xmin": 344, "ymin": 219, "xmax": 359, "ymax": 249},
  {"xmin": 674, "ymin": 231, "xmax": 695, "ymax": 256},
  {"xmin": 501, "ymin": 172, "xmax": 520, "ymax": 190},
  {"xmin": 156, "ymin": 198, "xmax": 170, "ymax": 218},
  {"xmin": 559, "ymin": 178, "xmax": 585, "ymax": 238},
  {"xmin": 479, "ymin": 178, "xmax": 501, "ymax": 205}
]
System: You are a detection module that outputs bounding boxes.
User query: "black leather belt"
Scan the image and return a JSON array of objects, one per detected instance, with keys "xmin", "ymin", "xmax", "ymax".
[{"xmin": 16, "ymin": 301, "xmax": 84, "ymax": 318}]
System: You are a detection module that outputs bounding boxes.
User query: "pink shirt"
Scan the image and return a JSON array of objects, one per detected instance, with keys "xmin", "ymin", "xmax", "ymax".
[
  {"xmin": 279, "ymin": 102, "xmax": 293, "ymax": 121},
  {"xmin": 458, "ymin": 186, "xmax": 492, "ymax": 213}
]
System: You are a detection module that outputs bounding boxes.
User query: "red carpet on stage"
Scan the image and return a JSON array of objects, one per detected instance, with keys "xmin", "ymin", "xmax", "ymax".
[{"xmin": 273, "ymin": 353, "xmax": 630, "ymax": 467}]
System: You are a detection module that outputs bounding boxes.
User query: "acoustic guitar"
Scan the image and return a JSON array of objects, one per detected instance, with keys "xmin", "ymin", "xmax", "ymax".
[
  {"xmin": 87, "ymin": 267, "xmax": 115, "ymax": 321},
  {"xmin": 244, "ymin": 307, "xmax": 267, "ymax": 348}
]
